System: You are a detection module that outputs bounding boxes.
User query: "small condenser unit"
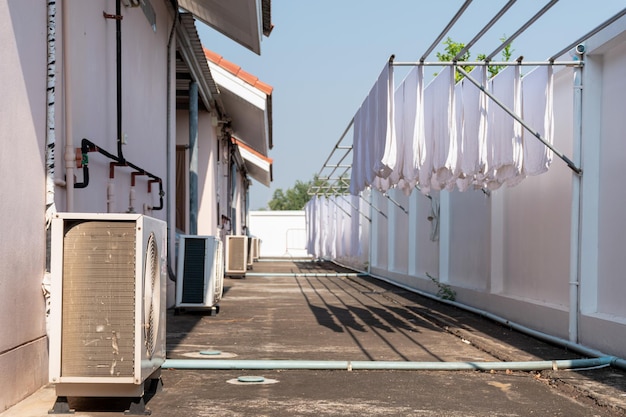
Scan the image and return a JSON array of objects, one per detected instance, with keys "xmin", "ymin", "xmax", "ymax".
[
  {"xmin": 251, "ymin": 237, "xmax": 260, "ymax": 261},
  {"xmin": 246, "ymin": 237, "xmax": 254, "ymax": 269},
  {"xmin": 175, "ymin": 235, "xmax": 224, "ymax": 312},
  {"xmin": 49, "ymin": 213, "xmax": 167, "ymax": 398},
  {"xmin": 225, "ymin": 235, "xmax": 248, "ymax": 277}
]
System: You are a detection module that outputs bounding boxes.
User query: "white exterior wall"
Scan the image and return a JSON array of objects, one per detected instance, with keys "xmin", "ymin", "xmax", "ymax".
[
  {"xmin": 577, "ymin": 23, "xmax": 626, "ymax": 354},
  {"xmin": 176, "ymin": 111, "xmax": 220, "ymax": 237},
  {"xmin": 356, "ymin": 16, "xmax": 626, "ymax": 357},
  {"xmin": 197, "ymin": 115, "xmax": 219, "ymax": 236},
  {"xmin": 0, "ymin": 1, "xmax": 176, "ymax": 410},
  {"xmin": 249, "ymin": 211, "xmax": 308, "ymax": 257},
  {"xmin": 0, "ymin": 1, "xmax": 49, "ymax": 411},
  {"xmin": 56, "ymin": 0, "xmax": 171, "ymax": 219}
]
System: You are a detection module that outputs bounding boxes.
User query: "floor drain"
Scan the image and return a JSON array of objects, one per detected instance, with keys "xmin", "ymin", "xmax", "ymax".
[
  {"xmin": 238, "ymin": 376, "xmax": 265, "ymax": 383},
  {"xmin": 181, "ymin": 351, "xmax": 237, "ymax": 359},
  {"xmin": 199, "ymin": 350, "xmax": 222, "ymax": 356},
  {"xmin": 227, "ymin": 376, "xmax": 279, "ymax": 385}
]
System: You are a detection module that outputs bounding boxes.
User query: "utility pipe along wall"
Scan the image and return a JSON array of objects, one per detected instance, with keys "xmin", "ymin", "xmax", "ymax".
[{"xmin": 162, "ymin": 357, "xmax": 616, "ymax": 372}]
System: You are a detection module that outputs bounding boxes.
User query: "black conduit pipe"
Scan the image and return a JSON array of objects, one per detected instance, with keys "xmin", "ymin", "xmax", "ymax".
[
  {"xmin": 116, "ymin": 0, "xmax": 124, "ymax": 163},
  {"xmin": 77, "ymin": 1, "xmax": 166, "ymax": 210},
  {"xmin": 75, "ymin": 138, "xmax": 164, "ymax": 210}
]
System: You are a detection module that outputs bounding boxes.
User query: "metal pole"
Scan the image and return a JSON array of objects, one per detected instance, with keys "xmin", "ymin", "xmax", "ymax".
[
  {"xmin": 360, "ymin": 193, "xmax": 387, "ymax": 220},
  {"xmin": 327, "ymin": 196, "xmax": 352, "ymax": 218},
  {"xmin": 383, "ymin": 193, "xmax": 408, "ymax": 215},
  {"xmin": 339, "ymin": 195, "xmax": 371, "ymax": 223},
  {"xmin": 393, "ymin": 60, "xmax": 582, "ymax": 67},
  {"xmin": 189, "ymin": 81, "xmax": 199, "ymax": 235},
  {"xmin": 550, "ymin": 7, "xmax": 626, "ymax": 61},
  {"xmin": 420, "ymin": 0, "xmax": 473, "ymax": 62},
  {"xmin": 453, "ymin": 0, "xmax": 517, "ymax": 61},
  {"xmin": 485, "ymin": 0, "xmax": 559, "ymax": 61},
  {"xmin": 317, "ymin": 118, "xmax": 354, "ymax": 176},
  {"xmin": 569, "ymin": 54, "xmax": 584, "ymax": 343},
  {"xmin": 455, "ymin": 65, "xmax": 582, "ymax": 175}
]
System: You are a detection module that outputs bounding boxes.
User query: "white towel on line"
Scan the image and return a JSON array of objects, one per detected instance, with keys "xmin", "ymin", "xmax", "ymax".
[
  {"xmin": 399, "ymin": 66, "xmax": 425, "ymax": 196},
  {"xmin": 421, "ymin": 66, "xmax": 458, "ymax": 192},
  {"xmin": 486, "ymin": 65, "xmax": 523, "ymax": 189},
  {"xmin": 457, "ymin": 66, "xmax": 489, "ymax": 191},
  {"xmin": 376, "ymin": 61, "xmax": 396, "ymax": 179},
  {"xmin": 522, "ymin": 65, "xmax": 554, "ymax": 176}
]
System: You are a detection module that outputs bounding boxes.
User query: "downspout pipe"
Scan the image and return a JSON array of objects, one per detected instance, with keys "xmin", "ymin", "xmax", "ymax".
[
  {"xmin": 166, "ymin": 5, "xmax": 179, "ymax": 279},
  {"xmin": 189, "ymin": 81, "xmax": 199, "ymax": 235},
  {"xmin": 115, "ymin": 0, "xmax": 124, "ymax": 163},
  {"xmin": 569, "ymin": 45, "xmax": 584, "ymax": 344},
  {"xmin": 62, "ymin": 0, "xmax": 75, "ymax": 211},
  {"xmin": 162, "ymin": 356, "xmax": 616, "ymax": 372},
  {"xmin": 45, "ymin": 0, "xmax": 57, "ymax": 213}
]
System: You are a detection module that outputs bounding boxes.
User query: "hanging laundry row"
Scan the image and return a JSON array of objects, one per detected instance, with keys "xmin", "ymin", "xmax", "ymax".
[
  {"xmin": 305, "ymin": 194, "xmax": 367, "ymax": 260},
  {"xmin": 349, "ymin": 61, "xmax": 554, "ymax": 196}
]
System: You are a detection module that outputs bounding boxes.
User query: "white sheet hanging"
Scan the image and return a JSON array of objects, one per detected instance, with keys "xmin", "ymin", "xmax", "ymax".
[
  {"xmin": 376, "ymin": 61, "xmax": 396, "ymax": 179},
  {"xmin": 349, "ymin": 58, "xmax": 557, "ymax": 197},
  {"xmin": 486, "ymin": 65, "xmax": 523, "ymax": 189},
  {"xmin": 423, "ymin": 66, "xmax": 458, "ymax": 192},
  {"xmin": 521, "ymin": 65, "xmax": 554, "ymax": 176},
  {"xmin": 349, "ymin": 61, "xmax": 396, "ymax": 195},
  {"xmin": 457, "ymin": 66, "xmax": 489, "ymax": 191},
  {"xmin": 397, "ymin": 66, "xmax": 425, "ymax": 196}
]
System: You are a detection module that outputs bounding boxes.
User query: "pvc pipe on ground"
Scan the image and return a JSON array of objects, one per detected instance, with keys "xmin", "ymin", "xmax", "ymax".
[
  {"xmin": 334, "ymin": 261, "xmax": 626, "ymax": 372},
  {"xmin": 162, "ymin": 357, "xmax": 615, "ymax": 372},
  {"xmin": 245, "ymin": 272, "xmax": 360, "ymax": 278}
]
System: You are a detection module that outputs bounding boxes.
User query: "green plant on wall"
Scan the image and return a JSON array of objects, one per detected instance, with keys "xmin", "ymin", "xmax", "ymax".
[{"xmin": 426, "ymin": 272, "xmax": 456, "ymax": 301}]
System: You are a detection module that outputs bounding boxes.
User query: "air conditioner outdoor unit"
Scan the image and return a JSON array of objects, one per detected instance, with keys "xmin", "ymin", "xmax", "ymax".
[
  {"xmin": 175, "ymin": 235, "xmax": 224, "ymax": 313},
  {"xmin": 246, "ymin": 237, "xmax": 254, "ymax": 269},
  {"xmin": 225, "ymin": 235, "xmax": 248, "ymax": 277},
  {"xmin": 251, "ymin": 237, "xmax": 260, "ymax": 261},
  {"xmin": 49, "ymin": 213, "xmax": 167, "ymax": 402}
]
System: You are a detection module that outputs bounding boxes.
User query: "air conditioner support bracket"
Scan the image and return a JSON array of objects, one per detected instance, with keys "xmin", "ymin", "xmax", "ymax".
[
  {"xmin": 123, "ymin": 375, "xmax": 163, "ymax": 415},
  {"xmin": 48, "ymin": 396, "xmax": 75, "ymax": 414},
  {"xmin": 124, "ymin": 397, "xmax": 150, "ymax": 415}
]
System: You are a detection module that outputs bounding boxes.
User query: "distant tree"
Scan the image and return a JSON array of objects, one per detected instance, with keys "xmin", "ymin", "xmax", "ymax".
[
  {"xmin": 267, "ymin": 175, "xmax": 350, "ymax": 210},
  {"xmin": 436, "ymin": 37, "xmax": 472, "ymax": 82},
  {"xmin": 268, "ymin": 180, "xmax": 311, "ymax": 210},
  {"xmin": 436, "ymin": 35, "xmax": 513, "ymax": 81}
]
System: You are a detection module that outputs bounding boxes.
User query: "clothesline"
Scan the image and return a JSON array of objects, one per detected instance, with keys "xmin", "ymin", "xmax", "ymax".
[
  {"xmin": 308, "ymin": 2, "xmax": 626, "ymax": 205},
  {"xmin": 309, "ymin": 56, "xmax": 582, "ymax": 202},
  {"xmin": 392, "ymin": 60, "xmax": 582, "ymax": 67}
]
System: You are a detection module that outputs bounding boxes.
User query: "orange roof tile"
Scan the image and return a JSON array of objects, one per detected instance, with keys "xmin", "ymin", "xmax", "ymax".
[
  {"xmin": 204, "ymin": 48, "xmax": 273, "ymax": 96},
  {"xmin": 231, "ymin": 137, "xmax": 273, "ymax": 164}
]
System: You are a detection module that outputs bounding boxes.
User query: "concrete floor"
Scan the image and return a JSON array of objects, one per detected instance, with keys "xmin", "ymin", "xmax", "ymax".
[{"xmin": 3, "ymin": 259, "xmax": 626, "ymax": 416}]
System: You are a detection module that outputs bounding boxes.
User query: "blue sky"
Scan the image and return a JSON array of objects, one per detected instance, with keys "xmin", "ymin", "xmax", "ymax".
[{"xmin": 196, "ymin": 0, "xmax": 625, "ymax": 210}]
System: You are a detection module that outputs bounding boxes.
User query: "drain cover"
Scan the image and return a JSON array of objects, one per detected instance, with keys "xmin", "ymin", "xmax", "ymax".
[
  {"xmin": 238, "ymin": 376, "xmax": 265, "ymax": 383},
  {"xmin": 181, "ymin": 351, "xmax": 237, "ymax": 359},
  {"xmin": 227, "ymin": 376, "xmax": 279, "ymax": 385},
  {"xmin": 199, "ymin": 350, "xmax": 222, "ymax": 356}
]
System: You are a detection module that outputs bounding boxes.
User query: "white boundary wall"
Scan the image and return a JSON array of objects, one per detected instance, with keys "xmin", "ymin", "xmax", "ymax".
[
  {"xmin": 249, "ymin": 210, "xmax": 309, "ymax": 258},
  {"xmin": 306, "ymin": 15, "xmax": 626, "ymax": 359}
]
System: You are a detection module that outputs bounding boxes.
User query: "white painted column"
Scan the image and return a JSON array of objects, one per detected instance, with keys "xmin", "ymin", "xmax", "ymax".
[
  {"xmin": 438, "ymin": 191, "xmax": 450, "ymax": 284},
  {"xmin": 490, "ymin": 190, "xmax": 505, "ymax": 294}
]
